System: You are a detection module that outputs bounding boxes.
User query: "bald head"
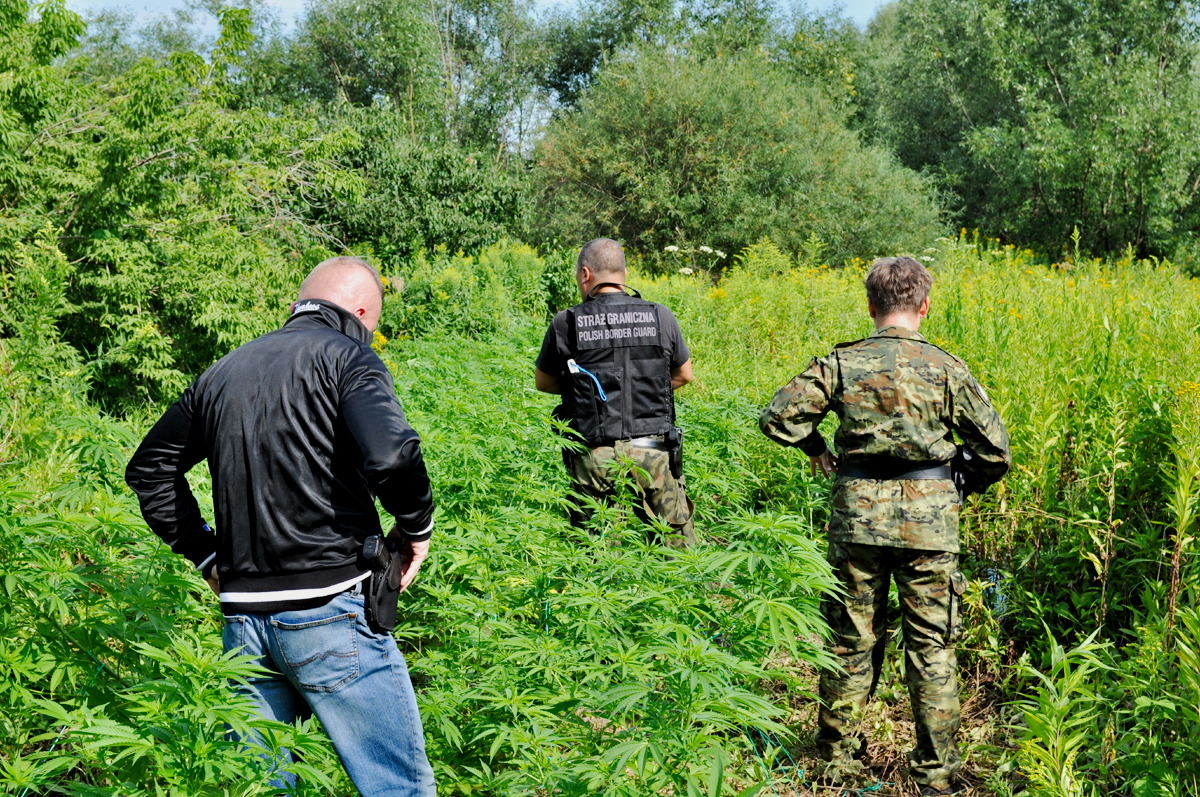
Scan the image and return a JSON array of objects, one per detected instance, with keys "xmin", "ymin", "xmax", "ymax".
[{"xmin": 298, "ymin": 256, "xmax": 385, "ymax": 332}]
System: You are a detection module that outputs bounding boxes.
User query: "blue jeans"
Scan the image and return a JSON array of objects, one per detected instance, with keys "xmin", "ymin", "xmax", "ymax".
[{"xmin": 223, "ymin": 589, "xmax": 436, "ymax": 796}]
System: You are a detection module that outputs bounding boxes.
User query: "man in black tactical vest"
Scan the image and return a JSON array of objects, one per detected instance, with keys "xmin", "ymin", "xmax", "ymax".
[{"xmin": 535, "ymin": 238, "xmax": 696, "ymax": 546}]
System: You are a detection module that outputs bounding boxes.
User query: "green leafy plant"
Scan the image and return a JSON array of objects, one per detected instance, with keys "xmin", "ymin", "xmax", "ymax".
[{"xmin": 535, "ymin": 47, "xmax": 944, "ymax": 269}]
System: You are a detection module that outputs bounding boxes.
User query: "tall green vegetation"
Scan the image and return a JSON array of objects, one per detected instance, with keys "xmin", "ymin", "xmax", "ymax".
[
  {"xmin": 1, "ymin": 0, "xmax": 530, "ymax": 405},
  {"xmin": 1, "ymin": 1, "xmax": 355, "ymax": 406},
  {"xmin": 269, "ymin": 0, "xmax": 444, "ymax": 114},
  {"xmin": 323, "ymin": 108, "xmax": 530, "ymax": 264},
  {"xmin": 61, "ymin": 0, "xmax": 944, "ymax": 269},
  {"xmin": 5, "ymin": 0, "xmax": 1200, "ymax": 793},
  {"xmin": 859, "ymin": 0, "xmax": 1200, "ymax": 259},
  {"xmin": 6, "ymin": 234, "xmax": 1200, "ymax": 794},
  {"xmin": 53, "ymin": 0, "xmax": 1200, "ymax": 262},
  {"xmin": 535, "ymin": 48, "xmax": 944, "ymax": 266},
  {"xmin": 538, "ymin": 0, "xmax": 775, "ymax": 107}
]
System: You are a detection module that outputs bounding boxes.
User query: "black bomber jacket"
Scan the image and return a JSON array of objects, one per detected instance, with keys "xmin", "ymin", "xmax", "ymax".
[{"xmin": 125, "ymin": 299, "xmax": 434, "ymax": 613}]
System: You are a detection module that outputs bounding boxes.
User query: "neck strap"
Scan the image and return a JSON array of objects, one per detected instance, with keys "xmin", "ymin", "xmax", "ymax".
[{"xmin": 587, "ymin": 282, "xmax": 640, "ymax": 299}]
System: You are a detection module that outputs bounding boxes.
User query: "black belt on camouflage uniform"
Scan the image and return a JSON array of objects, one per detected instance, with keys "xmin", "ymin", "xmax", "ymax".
[{"xmin": 838, "ymin": 459, "xmax": 953, "ymax": 481}]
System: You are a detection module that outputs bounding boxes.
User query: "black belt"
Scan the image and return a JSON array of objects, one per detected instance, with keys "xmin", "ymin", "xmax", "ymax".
[
  {"xmin": 625, "ymin": 436, "xmax": 670, "ymax": 452},
  {"xmin": 838, "ymin": 461, "xmax": 952, "ymax": 481}
]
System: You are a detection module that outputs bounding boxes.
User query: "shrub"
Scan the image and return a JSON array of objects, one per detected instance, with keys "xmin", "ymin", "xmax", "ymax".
[
  {"xmin": 380, "ymin": 240, "xmax": 563, "ymax": 341},
  {"xmin": 859, "ymin": 0, "xmax": 1200, "ymax": 259},
  {"xmin": 325, "ymin": 107, "xmax": 531, "ymax": 264},
  {"xmin": 535, "ymin": 47, "xmax": 945, "ymax": 269}
]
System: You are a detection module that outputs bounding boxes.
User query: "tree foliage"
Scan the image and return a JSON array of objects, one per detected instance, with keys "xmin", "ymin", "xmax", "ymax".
[
  {"xmin": 1, "ymin": 0, "xmax": 360, "ymax": 406},
  {"xmin": 5, "ymin": 0, "xmax": 1200, "ymax": 793},
  {"xmin": 860, "ymin": 0, "xmax": 1200, "ymax": 258},
  {"xmin": 321, "ymin": 107, "xmax": 530, "ymax": 263},
  {"xmin": 2, "ymin": 0, "xmax": 543, "ymax": 409},
  {"xmin": 535, "ymin": 48, "xmax": 944, "ymax": 265},
  {"xmin": 266, "ymin": 0, "xmax": 445, "ymax": 120},
  {"xmin": 539, "ymin": 0, "xmax": 774, "ymax": 107},
  {"xmin": 429, "ymin": 0, "xmax": 550, "ymax": 150}
]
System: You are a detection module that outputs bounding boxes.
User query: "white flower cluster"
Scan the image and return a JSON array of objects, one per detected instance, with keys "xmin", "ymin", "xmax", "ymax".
[{"xmin": 663, "ymin": 244, "xmax": 726, "ymax": 258}]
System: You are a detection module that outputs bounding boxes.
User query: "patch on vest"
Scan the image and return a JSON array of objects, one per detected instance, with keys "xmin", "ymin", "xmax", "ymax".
[{"xmin": 575, "ymin": 309, "xmax": 658, "ymax": 347}]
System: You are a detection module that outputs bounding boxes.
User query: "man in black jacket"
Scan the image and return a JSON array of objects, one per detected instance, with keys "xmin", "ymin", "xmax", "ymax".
[
  {"xmin": 535, "ymin": 238, "xmax": 696, "ymax": 545},
  {"xmin": 126, "ymin": 257, "xmax": 436, "ymax": 796}
]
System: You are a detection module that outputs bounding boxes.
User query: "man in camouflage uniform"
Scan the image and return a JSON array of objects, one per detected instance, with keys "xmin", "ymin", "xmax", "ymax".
[
  {"xmin": 759, "ymin": 256, "xmax": 1010, "ymax": 795},
  {"xmin": 535, "ymin": 238, "xmax": 696, "ymax": 546}
]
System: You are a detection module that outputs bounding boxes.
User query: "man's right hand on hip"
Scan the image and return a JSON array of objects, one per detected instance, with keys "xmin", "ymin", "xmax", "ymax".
[{"xmin": 397, "ymin": 538, "xmax": 431, "ymax": 593}]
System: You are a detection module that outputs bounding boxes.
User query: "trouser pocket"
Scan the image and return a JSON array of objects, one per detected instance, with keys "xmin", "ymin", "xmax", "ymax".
[
  {"xmin": 222, "ymin": 616, "xmax": 247, "ymax": 655},
  {"xmin": 948, "ymin": 570, "xmax": 968, "ymax": 643},
  {"xmin": 273, "ymin": 611, "xmax": 361, "ymax": 693}
]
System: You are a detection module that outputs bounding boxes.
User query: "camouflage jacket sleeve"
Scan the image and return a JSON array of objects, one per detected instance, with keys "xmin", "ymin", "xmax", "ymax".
[
  {"xmin": 759, "ymin": 355, "xmax": 834, "ymax": 456},
  {"xmin": 950, "ymin": 373, "xmax": 1011, "ymax": 487}
]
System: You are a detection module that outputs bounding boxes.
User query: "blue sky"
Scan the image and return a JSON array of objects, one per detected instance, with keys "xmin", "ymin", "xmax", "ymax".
[{"xmin": 64, "ymin": 0, "xmax": 887, "ymax": 30}]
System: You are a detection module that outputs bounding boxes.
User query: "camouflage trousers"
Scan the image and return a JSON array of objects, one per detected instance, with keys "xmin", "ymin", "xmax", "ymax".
[
  {"xmin": 817, "ymin": 541, "xmax": 966, "ymax": 790},
  {"xmin": 565, "ymin": 439, "xmax": 696, "ymax": 547}
]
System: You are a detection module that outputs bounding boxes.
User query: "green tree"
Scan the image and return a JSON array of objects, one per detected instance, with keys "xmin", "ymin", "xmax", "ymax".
[
  {"xmin": 323, "ymin": 106, "xmax": 529, "ymax": 263},
  {"xmin": 0, "ymin": 0, "xmax": 87, "ymax": 241},
  {"xmin": 540, "ymin": 0, "xmax": 773, "ymax": 106},
  {"xmin": 428, "ymin": 0, "xmax": 550, "ymax": 150},
  {"xmin": 238, "ymin": 0, "xmax": 549, "ymax": 150},
  {"xmin": 774, "ymin": 7, "xmax": 864, "ymax": 109},
  {"xmin": 535, "ymin": 47, "xmax": 944, "ymax": 265},
  {"xmin": 2, "ymin": 0, "xmax": 359, "ymax": 406},
  {"xmin": 860, "ymin": 0, "xmax": 1200, "ymax": 257},
  {"xmin": 269, "ymin": 0, "xmax": 445, "ymax": 123},
  {"xmin": 68, "ymin": 0, "xmax": 285, "ymax": 85}
]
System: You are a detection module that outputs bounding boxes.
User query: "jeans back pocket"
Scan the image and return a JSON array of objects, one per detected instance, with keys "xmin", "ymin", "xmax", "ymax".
[
  {"xmin": 272, "ymin": 612, "xmax": 361, "ymax": 693},
  {"xmin": 222, "ymin": 616, "xmax": 248, "ymax": 655}
]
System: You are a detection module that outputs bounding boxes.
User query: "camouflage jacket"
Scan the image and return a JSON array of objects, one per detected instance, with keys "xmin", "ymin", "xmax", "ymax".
[{"xmin": 759, "ymin": 326, "xmax": 1011, "ymax": 552}]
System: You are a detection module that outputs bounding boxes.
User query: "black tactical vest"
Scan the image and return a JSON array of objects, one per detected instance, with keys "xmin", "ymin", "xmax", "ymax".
[{"xmin": 561, "ymin": 291, "xmax": 675, "ymax": 445}]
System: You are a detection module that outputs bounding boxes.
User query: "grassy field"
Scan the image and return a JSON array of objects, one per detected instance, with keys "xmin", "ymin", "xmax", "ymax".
[{"xmin": 1, "ymin": 233, "xmax": 1198, "ymax": 796}]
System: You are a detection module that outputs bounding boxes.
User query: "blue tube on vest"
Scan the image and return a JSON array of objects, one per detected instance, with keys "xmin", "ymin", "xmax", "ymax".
[{"xmin": 567, "ymin": 359, "xmax": 608, "ymax": 401}]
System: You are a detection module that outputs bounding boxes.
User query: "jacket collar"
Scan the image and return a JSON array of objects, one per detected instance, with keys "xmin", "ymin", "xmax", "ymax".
[
  {"xmin": 870, "ymin": 325, "xmax": 925, "ymax": 342},
  {"xmin": 283, "ymin": 298, "xmax": 372, "ymax": 344}
]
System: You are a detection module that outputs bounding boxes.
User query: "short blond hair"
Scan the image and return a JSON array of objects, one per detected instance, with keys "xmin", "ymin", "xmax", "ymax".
[{"xmin": 864, "ymin": 256, "xmax": 932, "ymax": 315}]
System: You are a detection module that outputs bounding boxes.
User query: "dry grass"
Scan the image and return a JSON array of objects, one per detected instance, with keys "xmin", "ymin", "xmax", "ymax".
[{"xmin": 755, "ymin": 646, "xmax": 1017, "ymax": 797}]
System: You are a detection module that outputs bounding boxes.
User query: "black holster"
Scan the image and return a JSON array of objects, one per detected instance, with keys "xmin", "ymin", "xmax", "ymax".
[
  {"xmin": 666, "ymin": 426, "xmax": 683, "ymax": 479},
  {"xmin": 952, "ymin": 446, "xmax": 981, "ymax": 504},
  {"xmin": 362, "ymin": 534, "xmax": 403, "ymax": 633}
]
